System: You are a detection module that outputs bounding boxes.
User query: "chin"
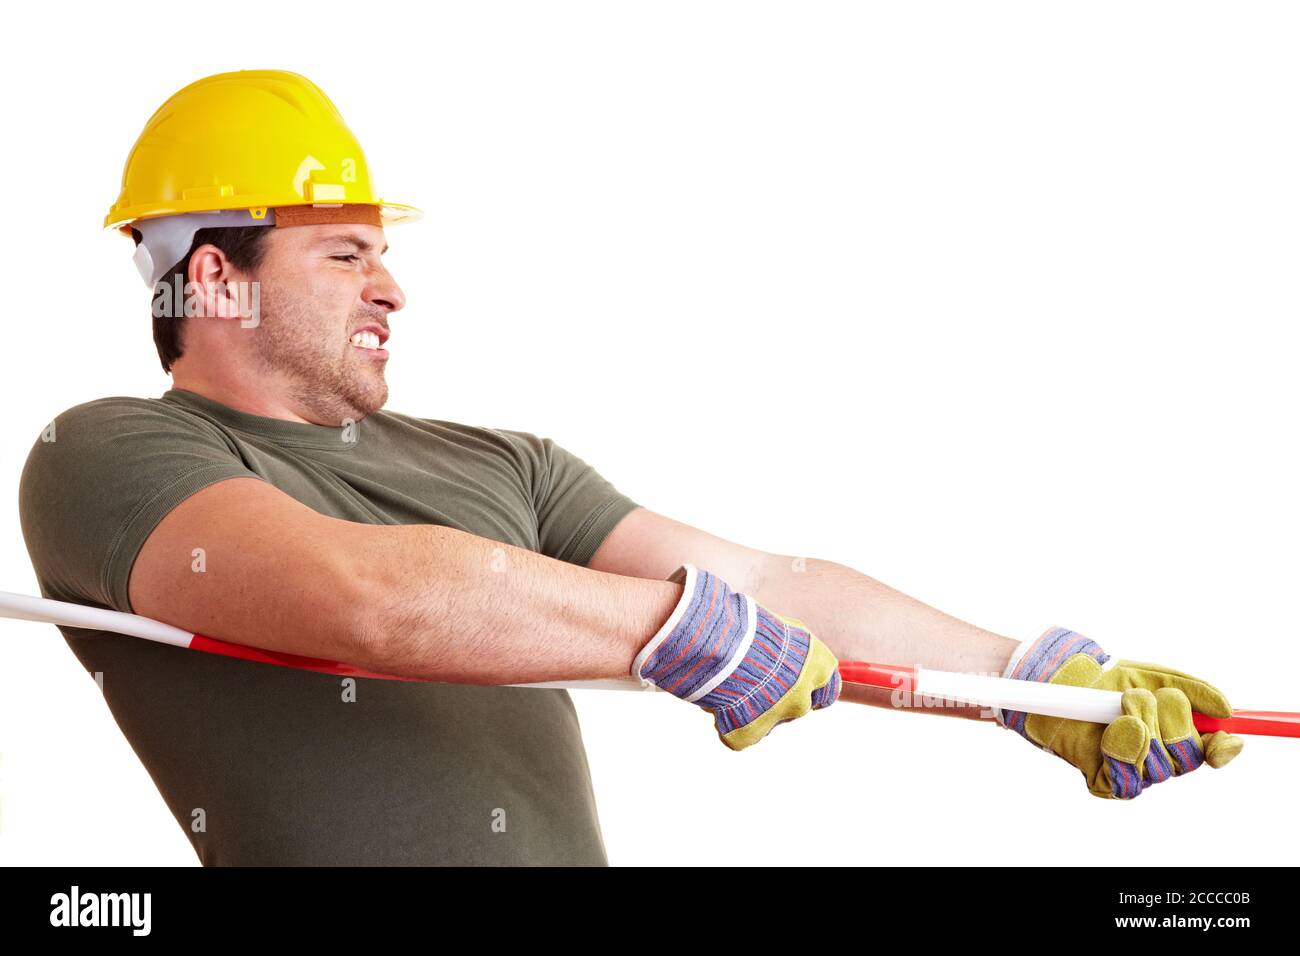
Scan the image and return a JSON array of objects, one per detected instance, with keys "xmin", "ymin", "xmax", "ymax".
[{"xmin": 354, "ymin": 379, "xmax": 389, "ymax": 417}]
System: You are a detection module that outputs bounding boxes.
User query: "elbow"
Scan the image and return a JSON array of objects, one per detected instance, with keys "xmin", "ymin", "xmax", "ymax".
[
  {"xmin": 311, "ymin": 541, "xmax": 396, "ymax": 674},
  {"xmin": 333, "ymin": 551, "xmax": 441, "ymax": 678},
  {"xmin": 337, "ymin": 569, "xmax": 401, "ymax": 675}
]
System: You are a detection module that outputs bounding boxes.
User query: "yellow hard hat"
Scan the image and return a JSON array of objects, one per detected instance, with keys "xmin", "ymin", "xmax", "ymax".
[{"xmin": 105, "ymin": 69, "xmax": 421, "ymax": 232}]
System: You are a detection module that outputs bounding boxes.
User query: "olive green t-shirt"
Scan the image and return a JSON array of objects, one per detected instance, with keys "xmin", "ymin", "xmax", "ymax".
[{"xmin": 17, "ymin": 388, "xmax": 641, "ymax": 866}]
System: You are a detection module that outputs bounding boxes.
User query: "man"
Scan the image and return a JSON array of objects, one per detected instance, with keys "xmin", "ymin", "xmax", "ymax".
[{"xmin": 18, "ymin": 70, "xmax": 1243, "ymax": 866}]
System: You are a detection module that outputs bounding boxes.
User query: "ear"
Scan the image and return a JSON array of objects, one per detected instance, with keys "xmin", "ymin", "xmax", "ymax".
[{"xmin": 185, "ymin": 244, "xmax": 253, "ymax": 323}]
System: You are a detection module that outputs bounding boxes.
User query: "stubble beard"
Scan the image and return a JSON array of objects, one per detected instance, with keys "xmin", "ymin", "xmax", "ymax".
[{"xmin": 249, "ymin": 288, "xmax": 389, "ymax": 425}]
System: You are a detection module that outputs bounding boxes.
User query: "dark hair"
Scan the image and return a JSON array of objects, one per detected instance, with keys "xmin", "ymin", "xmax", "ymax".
[{"xmin": 135, "ymin": 225, "xmax": 271, "ymax": 373}]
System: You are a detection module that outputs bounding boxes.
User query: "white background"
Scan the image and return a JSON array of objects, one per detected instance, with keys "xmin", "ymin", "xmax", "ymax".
[{"xmin": 1, "ymin": 1, "xmax": 1296, "ymax": 866}]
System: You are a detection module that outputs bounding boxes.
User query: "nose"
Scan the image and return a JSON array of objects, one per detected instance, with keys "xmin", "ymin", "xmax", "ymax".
[{"xmin": 365, "ymin": 262, "xmax": 407, "ymax": 314}]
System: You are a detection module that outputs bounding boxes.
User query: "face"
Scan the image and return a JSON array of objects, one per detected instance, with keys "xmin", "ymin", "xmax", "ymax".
[{"xmin": 243, "ymin": 223, "xmax": 406, "ymax": 424}]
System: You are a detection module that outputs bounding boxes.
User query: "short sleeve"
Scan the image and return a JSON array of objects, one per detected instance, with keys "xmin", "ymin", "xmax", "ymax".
[
  {"xmin": 496, "ymin": 430, "xmax": 640, "ymax": 566},
  {"xmin": 18, "ymin": 398, "xmax": 262, "ymax": 613}
]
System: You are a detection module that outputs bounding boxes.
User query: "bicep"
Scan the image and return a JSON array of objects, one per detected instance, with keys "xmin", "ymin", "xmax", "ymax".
[
  {"xmin": 128, "ymin": 476, "xmax": 372, "ymax": 664},
  {"xmin": 586, "ymin": 506, "xmax": 773, "ymax": 593}
]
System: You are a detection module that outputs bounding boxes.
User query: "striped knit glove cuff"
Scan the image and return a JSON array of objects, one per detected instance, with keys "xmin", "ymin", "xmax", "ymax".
[
  {"xmin": 632, "ymin": 564, "xmax": 841, "ymax": 751},
  {"xmin": 994, "ymin": 626, "xmax": 1112, "ymax": 738}
]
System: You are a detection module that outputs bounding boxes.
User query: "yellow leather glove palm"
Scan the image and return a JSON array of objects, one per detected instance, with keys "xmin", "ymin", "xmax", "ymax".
[{"xmin": 997, "ymin": 628, "xmax": 1244, "ymax": 799}]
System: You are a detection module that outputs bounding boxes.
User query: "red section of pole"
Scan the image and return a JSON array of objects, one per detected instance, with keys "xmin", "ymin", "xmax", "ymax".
[
  {"xmin": 837, "ymin": 660, "xmax": 917, "ymax": 693},
  {"xmin": 187, "ymin": 633, "xmax": 420, "ymax": 682},
  {"xmin": 1194, "ymin": 710, "xmax": 1300, "ymax": 738}
]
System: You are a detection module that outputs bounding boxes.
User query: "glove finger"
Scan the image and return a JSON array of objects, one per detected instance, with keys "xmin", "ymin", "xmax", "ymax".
[
  {"xmin": 1101, "ymin": 696, "xmax": 1154, "ymax": 799},
  {"xmin": 1141, "ymin": 740, "xmax": 1179, "ymax": 787},
  {"xmin": 1121, "ymin": 686, "xmax": 1186, "ymax": 786},
  {"xmin": 1202, "ymin": 730, "xmax": 1245, "ymax": 769},
  {"xmin": 1153, "ymin": 686, "xmax": 1206, "ymax": 775},
  {"xmin": 1112, "ymin": 659, "xmax": 1233, "ymax": 719}
]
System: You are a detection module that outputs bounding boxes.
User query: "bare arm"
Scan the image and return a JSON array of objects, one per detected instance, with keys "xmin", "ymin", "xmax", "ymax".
[
  {"xmin": 588, "ymin": 507, "xmax": 1018, "ymax": 720},
  {"xmin": 750, "ymin": 555, "xmax": 1017, "ymax": 720},
  {"xmin": 346, "ymin": 512, "xmax": 684, "ymax": 683},
  {"xmin": 128, "ymin": 478, "xmax": 682, "ymax": 683}
]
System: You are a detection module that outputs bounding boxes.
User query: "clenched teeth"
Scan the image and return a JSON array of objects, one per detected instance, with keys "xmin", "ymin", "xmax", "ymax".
[{"xmin": 350, "ymin": 330, "xmax": 382, "ymax": 350}]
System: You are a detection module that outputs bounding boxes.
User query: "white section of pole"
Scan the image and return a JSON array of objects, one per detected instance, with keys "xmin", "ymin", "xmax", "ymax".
[
  {"xmin": 0, "ymin": 590, "xmax": 195, "ymax": 647},
  {"xmin": 917, "ymin": 666, "xmax": 1124, "ymax": 723}
]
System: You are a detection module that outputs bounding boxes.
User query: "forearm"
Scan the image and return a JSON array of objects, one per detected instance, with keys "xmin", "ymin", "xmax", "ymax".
[
  {"xmin": 348, "ymin": 521, "xmax": 683, "ymax": 684},
  {"xmin": 754, "ymin": 556, "xmax": 1019, "ymax": 720}
]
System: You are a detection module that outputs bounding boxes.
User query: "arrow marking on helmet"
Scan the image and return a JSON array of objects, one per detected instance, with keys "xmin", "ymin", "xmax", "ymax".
[{"xmin": 293, "ymin": 155, "xmax": 327, "ymax": 199}]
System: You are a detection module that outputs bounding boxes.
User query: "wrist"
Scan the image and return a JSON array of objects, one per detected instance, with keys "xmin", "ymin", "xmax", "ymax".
[
  {"xmin": 627, "ymin": 575, "xmax": 688, "ymax": 682},
  {"xmin": 631, "ymin": 564, "xmax": 695, "ymax": 685}
]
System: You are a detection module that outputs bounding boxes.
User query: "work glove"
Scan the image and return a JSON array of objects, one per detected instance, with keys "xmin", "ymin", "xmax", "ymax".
[
  {"xmin": 996, "ymin": 627, "xmax": 1244, "ymax": 798},
  {"xmin": 633, "ymin": 563, "xmax": 841, "ymax": 750}
]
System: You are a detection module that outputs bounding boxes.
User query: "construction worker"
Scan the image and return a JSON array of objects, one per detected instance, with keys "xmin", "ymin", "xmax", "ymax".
[{"xmin": 17, "ymin": 70, "xmax": 1243, "ymax": 866}]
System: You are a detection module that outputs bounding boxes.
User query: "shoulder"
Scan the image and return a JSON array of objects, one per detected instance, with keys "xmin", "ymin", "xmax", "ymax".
[
  {"xmin": 21, "ymin": 394, "xmax": 241, "ymax": 485},
  {"xmin": 45, "ymin": 395, "xmax": 230, "ymax": 436},
  {"xmin": 50, "ymin": 394, "xmax": 164, "ymax": 424}
]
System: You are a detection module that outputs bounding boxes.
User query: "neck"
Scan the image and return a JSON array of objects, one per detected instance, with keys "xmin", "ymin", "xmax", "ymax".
[{"xmin": 171, "ymin": 364, "xmax": 314, "ymax": 424}]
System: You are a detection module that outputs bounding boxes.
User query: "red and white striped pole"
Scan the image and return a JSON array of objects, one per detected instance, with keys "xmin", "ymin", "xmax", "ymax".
[{"xmin": 3, "ymin": 590, "xmax": 1297, "ymax": 737}]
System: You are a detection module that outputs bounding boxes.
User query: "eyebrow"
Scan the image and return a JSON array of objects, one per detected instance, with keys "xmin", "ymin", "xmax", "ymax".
[{"xmin": 316, "ymin": 232, "xmax": 389, "ymax": 255}]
